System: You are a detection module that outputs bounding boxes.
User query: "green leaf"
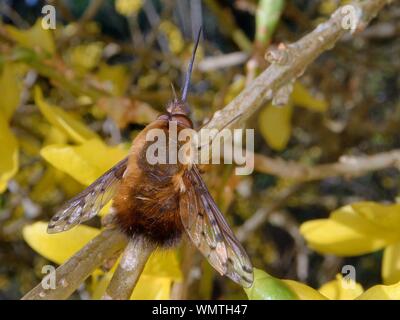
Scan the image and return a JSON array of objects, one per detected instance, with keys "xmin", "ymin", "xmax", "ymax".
[
  {"xmin": 244, "ymin": 268, "xmax": 298, "ymax": 300},
  {"xmin": 255, "ymin": 0, "xmax": 285, "ymax": 45}
]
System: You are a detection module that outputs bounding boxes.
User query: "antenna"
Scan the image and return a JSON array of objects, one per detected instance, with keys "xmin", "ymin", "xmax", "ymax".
[
  {"xmin": 170, "ymin": 82, "xmax": 178, "ymax": 101},
  {"xmin": 181, "ymin": 26, "xmax": 203, "ymax": 102}
]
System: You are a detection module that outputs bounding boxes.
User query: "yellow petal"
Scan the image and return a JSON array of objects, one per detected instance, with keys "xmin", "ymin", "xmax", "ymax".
[
  {"xmin": 90, "ymin": 268, "xmax": 115, "ymax": 300},
  {"xmin": 96, "ymin": 63, "xmax": 130, "ymax": 96},
  {"xmin": 258, "ymin": 103, "xmax": 292, "ymax": 151},
  {"xmin": 292, "ymin": 82, "xmax": 328, "ymax": 112},
  {"xmin": 115, "ymin": 0, "xmax": 144, "ymax": 16},
  {"xmin": 34, "ymin": 86, "xmax": 99, "ymax": 144},
  {"xmin": 159, "ymin": 21, "xmax": 184, "ymax": 54},
  {"xmin": 382, "ymin": 242, "xmax": 400, "ymax": 285},
  {"xmin": 300, "ymin": 202, "xmax": 400, "ymax": 256},
  {"xmin": 40, "ymin": 139, "xmax": 127, "ymax": 186},
  {"xmin": 131, "ymin": 276, "xmax": 171, "ymax": 300},
  {"xmin": 318, "ymin": 274, "xmax": 363, "ymax": 300},
  {"xmin": 22, "ymin": 221, "xmax": 100, "ymax": 265},
  {"xmin": 142, "ymin": 249, "xmax": 182, "ymax": 281},
  {"xmin": 348, "ymin": 202, "xmax": 400, "ymax": 231},
  {"xmin": 300, "ymin": 219, "xmax": 392, "ymax": 256},
  {"xmin": 0, "ymin": 114, "xmax": 18, "ymax": 193},
  {"xmin": 43, "ymin": 126, "xmax": 68, "ymax": 146},
  {"xmin": 282, "ymin": 280, "xmax": 328, "ymax": 300},
  {"xmin": 18, "ymin": 132, "xmax": 41, "ymax": 157},
  {"xmin": 356, "ymin": 281, "xmax": 400, "ymax": 300},
  {"xmin": 91, "ymin": 270, "xmax": 172, "ymax": 300},
  {"xmin": 66, "ymin": 42, "xmax": 104, "ymax": 73},
  {"xmin": 6, "ymin": 19, "xmax": 55, "ymax": 55},
  {"xmin": 0, "ymin": 63, "xmax": 25, "ymax": 191},
  {"xmin": 0, "ymin": 63, "xmax": 26, "ymax": 121},
  {"xmin": 90, "ymin": 250, "xmax": 181, "ymax": 300}
]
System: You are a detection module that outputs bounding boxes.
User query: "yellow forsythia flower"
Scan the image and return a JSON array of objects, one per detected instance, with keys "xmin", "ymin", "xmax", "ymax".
[{"xmin": 116, "ymin": 0, "xmax": 143, "ymax": 16}]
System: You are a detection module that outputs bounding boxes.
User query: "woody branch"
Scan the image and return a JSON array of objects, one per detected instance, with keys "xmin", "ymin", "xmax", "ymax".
[
  {"xmin": 21, "ymin": 0, "xmax": 391, "ymax": 300},
  {"xmin": 22, "ymin": 228, "xmax": 127, "ymax": 300},
  {"xmin": 204, "ymin": 0, "xmax": 390, "ymax": 133},
  {"xmin": 251, "ymin": 149, "xmax": 400, "ymax": 181},
  {"xmin": 102, "ymin": 235, "xmax": 156, "ymax": 300}
]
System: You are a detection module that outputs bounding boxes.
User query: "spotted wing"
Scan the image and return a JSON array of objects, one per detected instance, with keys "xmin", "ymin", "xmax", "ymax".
[
  {"xmin": 180, "ymin": 166, "xmax": 254, "ymax": 288},
  {"xmin": 47, "ymin": 157, "xmax": 128, "ymax": 234}
]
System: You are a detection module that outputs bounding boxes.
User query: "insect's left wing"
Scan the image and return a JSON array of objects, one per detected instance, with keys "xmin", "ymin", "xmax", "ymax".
[
  {"xmin": 47, "ymin": 157, "xmax": 128, "ymax": 234},
  {"xmin": 180, "ymin": 166, "xmax": 254, "ymax": 288}
]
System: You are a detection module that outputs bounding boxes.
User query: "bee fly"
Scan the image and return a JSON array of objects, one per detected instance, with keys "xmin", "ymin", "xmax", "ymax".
[{"xmin": 47, "ymin": 28, "xmax": 254, "ymax": 288}]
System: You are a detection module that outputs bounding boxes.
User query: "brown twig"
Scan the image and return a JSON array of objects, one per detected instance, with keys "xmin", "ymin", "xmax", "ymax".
[
  {"xmin": 236, "ymin": 184, "xmax": 301, "ymax": 242},
  {"xmin": 252, "ymin": 150, "xmax": 400, "ymax": 181},
  {"xmin": 170, "ymin": 240, "xmax": 198, "ymax": 300},
  {"xmin": 202, "ymin": 0, "xmax": 391, "ymax": 133},
  {"xmin": 0, "ymin": 2, "xmax": 29, "ymax": 28},
  {"xmin": 79, "ymin": 0, "xmax": 105, "ymax": 24},
  {"xmin": 198, "ymin": 52, "xmax": 249, "ymax": 72},
  {"xmin": 48, "ymin": 0, "xmax": 75, "ymax": 21},
  {"xmin": 102, "ymin": 236, "xmax": 156, "ymax": 300},
  {"xmin": 22, "ymin": 228, "xmax": 127, "ymax": 300},
  {"xmin": 268, "ymin": 210, "xmax": 309, "ymax": 282}
]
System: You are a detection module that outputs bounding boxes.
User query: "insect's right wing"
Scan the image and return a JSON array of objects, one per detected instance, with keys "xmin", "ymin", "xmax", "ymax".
[
  {"xmin": 47, "ymin": 157, "xmax": 128, "ymax": 234},
  {"xmin": 180, "ymin": 166, "xmax": 254, "ymax": 288}
]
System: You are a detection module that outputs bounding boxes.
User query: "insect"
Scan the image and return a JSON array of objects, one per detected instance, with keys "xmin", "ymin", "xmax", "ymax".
[{"xmin": 47, "ymin": 28, "xmax": 254, "ymax": 288}]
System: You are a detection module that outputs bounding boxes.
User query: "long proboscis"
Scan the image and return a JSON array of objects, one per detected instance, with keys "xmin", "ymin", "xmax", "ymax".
[{"xmin": 181, "ymin": 27, "xmax": 203, "ymax": 103}]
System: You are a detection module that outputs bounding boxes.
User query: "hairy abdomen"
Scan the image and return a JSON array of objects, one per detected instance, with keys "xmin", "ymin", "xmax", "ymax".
[{"xmin": 112, "ymin": 122, "xmax": 186, "ymax": 247}]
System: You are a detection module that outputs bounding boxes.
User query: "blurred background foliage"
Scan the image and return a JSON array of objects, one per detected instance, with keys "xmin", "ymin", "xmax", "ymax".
[{"xmin": 0, "ymin": 0, "xmax": 400, "ymax": 300}]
